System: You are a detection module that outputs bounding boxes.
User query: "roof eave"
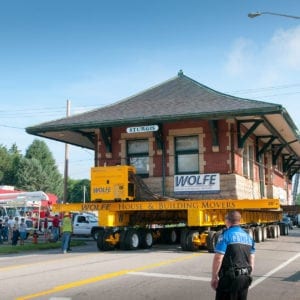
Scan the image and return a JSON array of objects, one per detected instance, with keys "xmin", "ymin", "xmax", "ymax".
[{"xmin": 26, "ymin": 107, "xmax": 283, "ymax": 133}]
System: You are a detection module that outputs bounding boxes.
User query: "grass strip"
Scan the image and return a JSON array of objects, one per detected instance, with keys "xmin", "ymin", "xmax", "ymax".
[{"xmin": 0, "ymin": 240, "xmax": 86, "ymax": 255}]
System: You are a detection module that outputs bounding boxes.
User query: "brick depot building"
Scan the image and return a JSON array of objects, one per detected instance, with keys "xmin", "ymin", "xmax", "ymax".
[{"xmin": 26, "ymin": 72, "xmax": 300, "ymax": 204}]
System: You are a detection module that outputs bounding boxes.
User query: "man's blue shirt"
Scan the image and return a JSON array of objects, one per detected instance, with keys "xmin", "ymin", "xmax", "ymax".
[{"xmin": 215, "ymin": 225, "xmax": 255, "ymax": 255}]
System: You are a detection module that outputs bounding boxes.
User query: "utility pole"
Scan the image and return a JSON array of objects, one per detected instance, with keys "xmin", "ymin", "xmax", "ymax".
[
  {"xmin": 63, "ymin": 100, "xmax": 71, "ymax": 203},
  {"xmin": 83, "ymin": 185, "xmax": 86, "ymax": 203}
]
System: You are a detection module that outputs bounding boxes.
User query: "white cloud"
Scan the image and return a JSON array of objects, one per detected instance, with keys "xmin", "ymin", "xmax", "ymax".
[
  {"xmin": 269, "ymin": 25, "xmax": 300, "ymax": 70},
  {"xmin": 224, "ymin": 38, "xmax": 257, "ymax": 76},
  {"xmin": 224, "ymin": 25, "xmax": 300, "ymax": 86},
  {"xmin": 222, "ymin": 25, "xmax": 300, "ymax": 130}
]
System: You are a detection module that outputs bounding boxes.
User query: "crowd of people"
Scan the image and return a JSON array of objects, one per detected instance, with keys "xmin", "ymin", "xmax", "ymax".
[
  {"xmin": 0, "ymin": 214, "xmax": 62, "ymax": 247},
  {"xmin": 0, "ymin": 215, "xmax": 28, "ymax": 245}
]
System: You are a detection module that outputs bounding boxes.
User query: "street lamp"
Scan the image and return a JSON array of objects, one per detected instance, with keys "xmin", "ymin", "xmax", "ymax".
[{"xmin": 248, "ymin": 11, "xmax": 300, "ymax": 19}]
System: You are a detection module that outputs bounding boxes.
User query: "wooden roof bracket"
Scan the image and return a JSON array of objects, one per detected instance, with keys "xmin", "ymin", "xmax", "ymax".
[
  {"xmin": 272, "ymin": 144, "xmax": 285, "ymax": 165},
  {"xmin": 237, "ymin": 119, "xmax": 264, "ymax": 148},
  {"xmin": 283, "ymin": 155, "xmax": 297, "ymax": 173},
  {"xmin": 289, "ymin": 165, "xmax": 300, "ymax": 178},
  {"xmin": 73, "ymin": 130, "xmax": 96, "ymax": 146},
  {"xmin": 272, "ymin": 139, "xmax": 299, "ymax": 165},
  {"xmin": 100, "ymin": 127, "xmax": 112, "ymax": 153},
  {"xmin": 256, "ymin": 135, "xmax": 276, "ymax": 162},
  {"xmin": 261, "ymin": 115, "xmax": 299, "ymax": 158}
]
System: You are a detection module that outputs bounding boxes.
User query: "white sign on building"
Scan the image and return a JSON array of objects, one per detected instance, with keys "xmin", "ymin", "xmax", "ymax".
[
  {"xmin": 174, "ymin": 173, "xmax": 220, "ymax": 194},
  {"xmin": 126, "ymin": 125, "xmax": 159, "ymax": 134}
]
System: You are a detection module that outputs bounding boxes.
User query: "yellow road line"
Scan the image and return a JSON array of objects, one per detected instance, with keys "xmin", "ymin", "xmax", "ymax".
[{"xmin": 16, "ymin": 253, "xmax": 201, "ymax": 300}]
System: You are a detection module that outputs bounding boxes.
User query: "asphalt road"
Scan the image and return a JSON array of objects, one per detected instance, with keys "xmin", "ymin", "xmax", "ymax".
[{"xmin": 0, "ymin": 227, "xmax": 299, "ymax": 300}]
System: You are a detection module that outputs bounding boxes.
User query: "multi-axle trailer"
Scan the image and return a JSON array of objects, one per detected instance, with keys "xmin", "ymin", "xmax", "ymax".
[{"xmin": 52, "ymin": 166, "xmax": 286, "ymax": 252}]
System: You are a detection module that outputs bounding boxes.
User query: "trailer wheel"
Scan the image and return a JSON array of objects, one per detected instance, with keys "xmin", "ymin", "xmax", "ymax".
[
  {"xmin": 140, "ymin": 229, "xmax": 153, "ymax": 249},
  {"xmin": 268, "ymin": 225, "xmax": 276, "ymax": 238},
  {"xmin": 275, "ymin": 225, "xmax": 280, "ymax": 237},
  {"xmin": 97, "ymin": 229, "xmax": 115, "ymax": 251},
  {"xmin": 262, "ymin": 226, "xmax": 268, "ymax": 241},
  {"xmin": 161, "ymin": 228, "xmax": 179, "ymax": 244},
  {"xmin": 206, "ymin": 231, "xmax": 216, "ymax": 253},
  {"xmin": 186, "ymin": 230, "xmax": 199, "ymax": 252},
  {"xmin": 119, "ymin": 230, "xmax": 127, "ymax": 250},
  {"xmin": 169, "ymin": 229, "xmax": 179, "ymax": 244},
  {"xmin": 284, "ymin": 224, "xmax": 289, "ymax": 236},
  {"xmin": 280, "ymin": 223, "xmax": 289, "ymax": 236},
  {"xmin": 180, "ymin": 229, "xmax": 189, "ymax": 251},
  {"xmin": 124, "ymin": 229, "xmax": 140, "ymax": 250},
  {"xmin": 270, "ymin": 225, "xmax": 280, "ymax": 238},
  {"xmin": 244, "ymin": 228, "xmax": 254, "ymax": 240},
  {"xmin": 254, "ymin": 227, "xmax": 262, "ymax": 243},
  {"xmin": 92, "ymin": 228, "xmax": 103, "ymax": 241},
  {"xmin": 97, "ymin": 230, "xmax": 105, "ymax": 250}
]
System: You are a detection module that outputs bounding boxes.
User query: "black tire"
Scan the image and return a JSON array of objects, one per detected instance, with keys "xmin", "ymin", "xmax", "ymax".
[
  {"xmin": 283, "ymin": 223, "xmax": 289, "ymax": 236},
  {"xmin": 139, "ymin": 229, "xmax": 153, "ymax": 249},
  {"xmin": 246, "ymin": 228, "xmax": 254, "ymax": 240},
  {"xmin": 119, "ymin": 230, "xmax": 127, "ymax": 250},
  {"xmin": 206, "ymin": 231, "xmax": 216, "ymax": 253},
  {"xmin": 97, "ymin": 229, "xmax": 115, "ymax": 251},
  {"xmin": 124, "ymin": 228, "xmax": 140, "ymax": 250},
  {"xmin": 161, "ymin": 228, "xmax": 179, "ymax": 244},
  {"xmin": 268, "ymin": 225, "xmax": 275, "ymax": 239},
  {"xmin": 254, "ymin": 227, "xmax": 262, "ymax": 243},
  {"xmin": 279, "ymin": 223, "xmax": 285, "ymax": 236},
  {"xmin": 262, "ymin": 226, "xmax": 268, "ymax": 241},
  {"xmin": 96, "ymin": 230, "xmax": 105, "ymax": 250},
  {"xmin": 180, "ymin": 229, "xmax": 189, "ymax": 251},
  {"xmin": 275, "ymin": 225, "xmax": 280, "ymax": 238},
  {"xmin": 92, "ymin": 228, "xmax": 103, "ymax": 241},
  {"xmin": 186, "ymin": 230, "xmax": 199, "ymax": 252}
]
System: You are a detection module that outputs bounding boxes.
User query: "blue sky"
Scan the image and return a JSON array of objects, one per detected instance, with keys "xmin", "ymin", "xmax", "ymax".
[{"xmin": 0, "ymin": 0, "xmax": 300, "ymax": 180}]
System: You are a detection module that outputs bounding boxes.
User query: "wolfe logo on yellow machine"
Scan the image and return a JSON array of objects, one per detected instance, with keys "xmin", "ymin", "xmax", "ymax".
[{"xmin": 90, "ymin": 165, "xmax": 135, "ymax": 201}]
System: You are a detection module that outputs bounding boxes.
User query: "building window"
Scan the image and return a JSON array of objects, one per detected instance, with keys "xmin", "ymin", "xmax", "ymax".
[
  {"xmin": 276, "ymin": 155, "xmax": 283, "ymax": 173},
  {"xmin": 127, "ymin": 139, "xmax": 149, "ymax": 176},
  {"xmin": 175, "ymin": 136, "xmax": 199, "ymax": 174},
  {"xmin": 243, "ymin": 144, "xmax": 254, "ymax": 179}
]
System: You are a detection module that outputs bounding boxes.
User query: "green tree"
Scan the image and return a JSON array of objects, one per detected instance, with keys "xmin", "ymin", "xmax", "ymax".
[
  {"xmin": 0, "ymin": 145, "xmax": 10, "ymax": 183},
  {"xmin": 23, "ymin": 139, "xmax": 64, "ymax": 197},
  {"xmin": 25, "ymin": 139, "xmax": 56, "ymax": 168},
  {"xmin": 0, "ymin": 144, "xmax": 22, "ymax": 185},
  {"xmin": 67, "ymin": 178, "xmax": 90, "ymax": 203},
  {"xmin": 15, "ymin": 157, "xmax": 49, "ymax": 191}
]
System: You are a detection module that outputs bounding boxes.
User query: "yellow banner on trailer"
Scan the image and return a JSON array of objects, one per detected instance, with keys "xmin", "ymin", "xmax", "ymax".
[{"xmin": 52, "ymin": 199, "xmax": 280, "ymax": 213}]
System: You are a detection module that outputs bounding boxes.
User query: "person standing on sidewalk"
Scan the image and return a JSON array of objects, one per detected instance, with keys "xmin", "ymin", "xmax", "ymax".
[
  {"xmin": 61, "ymin": 213, "xmax": 72, "ymax": 254},
  {"xmin": 3, "ymin": 217, "xmax": 9, "ymax": 242},
  {"xmin": 0, "ymin": 219, "xmax": 4, "ymax": 244},
  {"xmin": 51, "ymin": 214, "xmax": 60, "ymax": 242},
  {"xmin": 211, "ymin": 210, "xmax": 255, "ymax": 300},
  {"xmin": 19, "ymin": 218, "xmax": 27, "ymax": 245},
  {"xmin": 7, "ymin": 215, "xmax": 15, "ymax": 241}
]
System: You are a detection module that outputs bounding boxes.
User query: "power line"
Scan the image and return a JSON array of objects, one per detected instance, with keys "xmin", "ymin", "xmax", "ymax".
[
  {"xmin": 0, "ymin": 124, "xmax": 24, "ymax": 129},
  {"xmin": 230, "ymin": 83, "xmax": 300, "ymax": 94}
]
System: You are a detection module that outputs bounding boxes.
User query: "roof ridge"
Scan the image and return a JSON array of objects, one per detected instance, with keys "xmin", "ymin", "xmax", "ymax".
[
  {"xmin": 101, "ymin": 74, "xmax": 180, "ymax": 109},
  {"xmin": 180, "ymin": 72, "xmax": 282, "ymax": 108}
]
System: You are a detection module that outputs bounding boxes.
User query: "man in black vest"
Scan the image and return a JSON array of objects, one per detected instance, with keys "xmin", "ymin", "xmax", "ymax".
[{"xmin": 211, "ymin": 210, "xmax": 255, "ymax": 300}]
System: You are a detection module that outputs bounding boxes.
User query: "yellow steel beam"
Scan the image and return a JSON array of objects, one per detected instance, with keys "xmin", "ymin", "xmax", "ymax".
[{"xmin": 52, "ymin": 199, "xmax": 280, "ymax": 213}]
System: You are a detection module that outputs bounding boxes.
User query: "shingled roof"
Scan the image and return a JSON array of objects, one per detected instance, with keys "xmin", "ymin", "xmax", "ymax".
[
  {"xmin": 27, "ymin": 71, "xmax": 287, "ymax": 131},
  {"xmin": 26, "ymin": 71, "xmax": 300, "ymax": 167}
]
